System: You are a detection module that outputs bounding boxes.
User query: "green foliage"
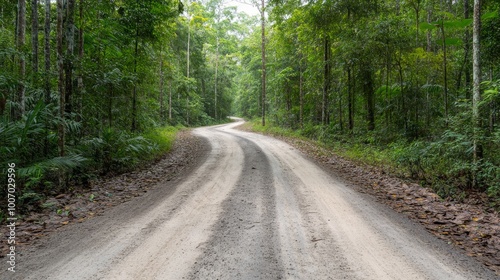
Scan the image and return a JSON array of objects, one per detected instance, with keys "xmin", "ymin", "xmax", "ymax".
[
  {"xmin": 0, "ymin": 0, "xmax": 248, "ymax": 217},
  {"xmin": 233, "ymin": 0, "xmax": 500, "ymax": 205},
  {"xmin": 0, "ymin": 101, "xmax": 84, "ymax": 186},
  {"xmin": 81, "ymin": 128, "xmax": 159, "ymax": 173},
  {"xmin": 143, "ymin": 126, "xmax": 180, "ymax": 155}
]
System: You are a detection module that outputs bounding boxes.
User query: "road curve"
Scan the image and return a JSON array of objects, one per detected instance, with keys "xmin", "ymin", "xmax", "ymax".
[{"xmin": 6, "ymin": 120, "xmax": 498, "ymax": 279}]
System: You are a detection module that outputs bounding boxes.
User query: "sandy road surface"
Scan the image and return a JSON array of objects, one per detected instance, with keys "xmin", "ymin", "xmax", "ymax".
[{"xmin": 4, "ymin": 120, "xmax": 498, "ymax": 280}]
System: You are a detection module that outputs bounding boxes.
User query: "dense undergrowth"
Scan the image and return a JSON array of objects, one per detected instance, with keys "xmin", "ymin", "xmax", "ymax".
[
  {"xmin": 246, "ymin": 118, "xmax": 500, "ymax": 209},
  {"xmin": 0, "ymin": 104, "xmax": 185, "ymax": 222}
]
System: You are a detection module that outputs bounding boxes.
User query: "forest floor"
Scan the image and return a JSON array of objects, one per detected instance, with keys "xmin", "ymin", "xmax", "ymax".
[
  {"xmin": 1, "ymin": 120, "xmax": 499, "ymax": 279},
  {"xmin": 237, "ymin": 122, "xmax": 500, "ymax": 276}
]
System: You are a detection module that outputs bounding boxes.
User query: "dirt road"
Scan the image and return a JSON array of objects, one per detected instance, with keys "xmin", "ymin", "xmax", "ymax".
[{"xmin": 5, "ymin": 120, "xmax": 498, "ymax": 279}]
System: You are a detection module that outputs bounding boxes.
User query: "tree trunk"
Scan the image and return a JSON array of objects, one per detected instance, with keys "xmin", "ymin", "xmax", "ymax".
[
  {"xmin": 169, "ymin": 79, "xmax": 172, "ymax": 121},
  {"xmin": 338, "ymin": 83, "xmax": 343, "ymax": 131},
  {"xmin": 363, "ymin": 67, "xmax": 375, "ymax": 131},
  {"xmin": 159, "ymin": 46, "xmax": 164, "ymax": 122},
  {"xmin": 348, "ymin": 66, "xmax": 354, "ymax": 131},
  {"xmin": 44, "ymin": 0, "xmax": 50, "ymax": 104},
  {"xmin": 441, "ymin": 20, "xmax": 449, "ymax": 121},
  {"xmin": 43, "ymin": 0, "xmax": 51, "ymax": 156},
  {"xmin": 65, "ymin": 0, "xmax": 75, "ymax": 115},
  {"xmin": 214, "ymin": 35, "xmax": 219, "ymax": 120},
  {"xmin": 397, "ymin": 55, "xmax": 407, "ymax": 130},
  {"xmin": 261, "ymin": 0, "xmax": 266, "ymax": 126},
  {"xmin": 299, "ymin": 63, "xmax": 303, "ymax": 128},
  {"xmin": 57, "ymin": 0, "xmax": 65, "ymax": 157},
  {"xmin": 77, "ymin": 0, "xmax": 84, "ymax": 122},
  {"xmin": 15, "ymin": 0, "xmax": 26, "ymax": 120},
  {"xmin": 108, "ymin": 84, "xmax": 113, "ymax": 127},
  {"xmin": 464, "ymin": 0, "xmax": 472, "ymax": 99},
  {"xmin": 472, "ymin": 0, "xmax": 482, "ymax": 185},
  {"xmin": 322, "ymin": 37, "xmax": 330, "ymax": 125},
  {"xmin": 131, "ymin": 27, "xmax": 138, "ymax": 131},
  {"xmin": 186, "ymin": 1, "xmax": 191, "ymax": 125},
  {"xmin": 385, "ymin": 50, "xmax": 390, "ymax": 129},
  {"xmin": 31, "ymin": 0, "xmax": 39, "ymax": 75}
]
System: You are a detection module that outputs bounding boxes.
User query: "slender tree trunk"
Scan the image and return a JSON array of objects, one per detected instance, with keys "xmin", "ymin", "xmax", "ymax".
[
  {"xmin": 186, "ymin": 1, "xmax": 190, "ymax": 125},
  {"xmin": 64, "ymin": 0, "xmax": 75, "ymax": 115},
  {"xmin": 15, "ymin": 0, "xmax": 26, "ymax": 120},
  {"xmin": 398, "ymin": 57, "xmax": 407, "ymax": 130},
  {"xmin": 31, "ymin": 0, "xmax": 39, "ymax": 75},
  {"xmin": 472, "ymin": 0, "xmax": 482, "ymax": 186},
  {"xmin": 322, "ymin": 37, "xmax": 330, "ymax": 125},
  {"xmin": 363, "ymin": 67, "xmax": 375, "ymax": 131},
  {"xmin": 108, "ymin": 85, "xmax": 113, "ymax": 127},
  {"xmin": 464, "ymin": 0, "xmax": 472, "ymax": 99},
  {"xmin": 131, "ymin": 28, "xmax": 138, "ymax": 131},
  {"xmin": 186, "ymin": 10, "xmax": 190, "ymax": 79},
  {"xmin": 77, "ymin": 0, "xmax": 84, "ymax": 122},
  {"xmin": 159, "ymin": 46, "xmax": 164, "ymax": 122},
  {"xmin": 43, "ymin": 0, "xmax": 51, "ymax": 156},
  {"xmin": 261, "ymin": 0, "xmax": 266, "ymax": 126},
  {"xmin": 214, "ymin": 35, "xmax": 219, "ymax": 120},
  {"xmin": 441, "ymin": 20, "xmax": 449, "ymax": 121},
  {"xmin": 169, "ymin": 79, "xmax": 172, "ymax": 121},
  {"xmin": 338, "ymin": 83, "xmax": 343, "ymax": 131},
  {"xmin": 57, "ymin": 0, "xmax": 65, "ymax": 157},
  {"xmin": 299, "ymin": 63, "xmax": 303, "ymax": 128},
  {"xmin": 348, "ymin": 66, "xmax": 354, "ymax": 131},
  {"xmin": 44, "ymin": 0, "xmax": 50, "ymax": 104},
  {"xmin": 385, "ymin": 50, "xmax": 390, "ymax": 130},
  {"xmin": 456, "ymin": 38, "xmax": 471, "ymax": 98}
]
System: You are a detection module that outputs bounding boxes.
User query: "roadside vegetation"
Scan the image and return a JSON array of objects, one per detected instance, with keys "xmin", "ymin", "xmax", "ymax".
[
  {"xmin": 235, "ymin": 1, "xmax": 500, "ymax": 209},
  {"xmin": 245, "ymin": 115, "xmax": 500, "ymax": 209},
  {"xmin": 0, "ymin": 0, "xmax": 247, "ymax": 220}
]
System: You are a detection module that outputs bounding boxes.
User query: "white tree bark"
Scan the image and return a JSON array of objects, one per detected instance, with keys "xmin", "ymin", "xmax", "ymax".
[{"xmin": 472, "ymin": 0, "xmax": 482, "ymax": 184}]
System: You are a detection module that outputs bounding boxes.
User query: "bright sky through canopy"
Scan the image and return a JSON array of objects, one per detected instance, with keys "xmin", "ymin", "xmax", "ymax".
[{"xmin": 223, "ymin": 0, "xmax": 259, "ymax": 16}]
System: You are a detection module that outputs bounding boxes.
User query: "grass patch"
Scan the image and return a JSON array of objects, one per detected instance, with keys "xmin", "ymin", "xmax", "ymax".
[
  {"xmin": 245, "ymin": 119, "xmax": 397, "ymax": 172},
  {"xmin": 143, "ymin": 125, "xmax": 182, "ymax": 157}
]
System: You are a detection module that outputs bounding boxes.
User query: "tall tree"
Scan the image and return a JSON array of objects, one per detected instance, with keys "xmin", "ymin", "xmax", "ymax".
[
  {"xmin": 76, "ymin": 0, "xmax": 84, "ymax": 120},
  {"xmin": 120, "ymin": 0, "xmax": 182, "ymax": 130},
  {"xmin": 44, "ymin": 0, "xmax": 50, "ymax": 104},
  {"xmin": 322, "ymin": 37, "xmax": 330, "ymax": 125},
  {"xmin": 472, "ymin": 0, "xmax": 482, "ymax": 184},
  {"xmin": 260, "ymin": 0, "xmax": 266, "ymax": 126},
  {"xmin": 15, "ymin": 0, "xmax": 26, "ymax": 120},
  {"xmin": 31, "ymin": 0, "xmax": 39, "ymax": 75},
  {"xmin": 65, "ymin": 0, "xmax": 75, "ymax": 114},
  {"xmin": 57, "ymin": 0, "xmax": 65, "ymax": 156}
]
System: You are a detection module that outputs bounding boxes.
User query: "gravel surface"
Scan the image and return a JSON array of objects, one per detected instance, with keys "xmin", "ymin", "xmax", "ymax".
[
  {"xmin": 1, "ymin": 121, "xmax": 498, "ymax": 279},
  {"xmin": 0, "ymin": 129, "xmax": 208, "ymax": 260},
  {"xmin": 237, "ymin": 121, "xmax": 500, "ymax": 276}
]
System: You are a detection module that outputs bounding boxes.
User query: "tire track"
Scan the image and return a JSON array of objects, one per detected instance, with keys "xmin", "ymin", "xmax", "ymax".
[
  {"xmin": 7, "ymin": 120, "xmax": 498, "ymax": 280},
  {"xmin": 189, "ymin": 135, "xmax": 284, "ymax": 280}
]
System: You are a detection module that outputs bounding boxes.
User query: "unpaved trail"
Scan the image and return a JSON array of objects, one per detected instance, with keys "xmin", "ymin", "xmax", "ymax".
[{"xmin": 4, "ymin": 120, "xmax": 498, "ymax": 280}]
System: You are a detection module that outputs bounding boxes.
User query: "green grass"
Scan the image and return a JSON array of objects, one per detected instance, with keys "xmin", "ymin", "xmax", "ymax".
[
  {"xmin": 143, "ymin": 125, "xmax": 182, "ymax": 157},
  {"xmin": 245, "ymin": 119, "xmax": 397, "ymax": 172}
]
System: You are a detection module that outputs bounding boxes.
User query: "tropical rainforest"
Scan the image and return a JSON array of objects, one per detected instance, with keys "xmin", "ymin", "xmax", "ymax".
[{"xmin": 1, "ymin": 0, "xmax": 499, "ymax": 217}]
